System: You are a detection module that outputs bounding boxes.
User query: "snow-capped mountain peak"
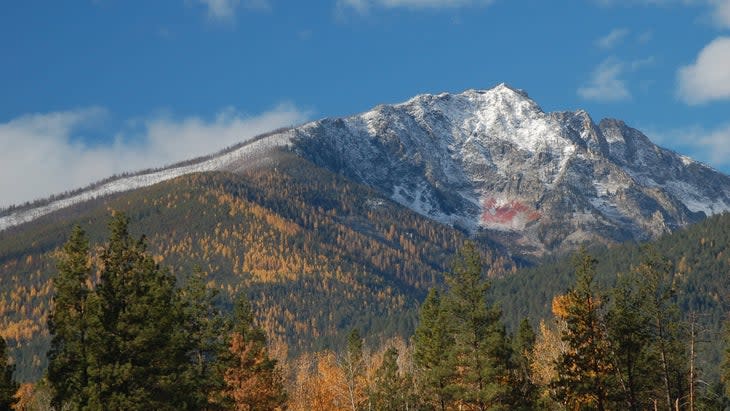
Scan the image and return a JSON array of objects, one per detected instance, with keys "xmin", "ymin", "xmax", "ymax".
[{"xmin": 3, "ymin": 84, "xmax": 730, "ymax": 255}]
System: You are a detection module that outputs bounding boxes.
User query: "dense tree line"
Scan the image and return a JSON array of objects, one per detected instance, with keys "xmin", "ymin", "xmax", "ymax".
[
  {"xmin": 282, "ymin": 244, "xmax": 730, "ymax": 410},
  {"xmin": 4, "ymin": 209, "xmax": 730, "ymax": 409},
  {"xmin": 285, "ymin": 245, "xmax": 730, "ymax": 410},
  {"xmin": 43, "ymin": 214, "xmax": 285, "ymax": 410}
]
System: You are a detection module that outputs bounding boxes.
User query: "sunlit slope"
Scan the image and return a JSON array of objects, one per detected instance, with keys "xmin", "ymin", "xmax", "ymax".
[{"xmin": 0, "ymin": 152, "xmax": 515, "ymax": 381}]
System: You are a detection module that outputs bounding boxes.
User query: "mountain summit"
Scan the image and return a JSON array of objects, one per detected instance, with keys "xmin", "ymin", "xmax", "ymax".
[{"xmin": 3, "ymin": 84, "xmax": 730, "ymax": 254}]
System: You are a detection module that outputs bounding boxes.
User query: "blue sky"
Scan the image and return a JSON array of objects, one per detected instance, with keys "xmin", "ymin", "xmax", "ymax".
[{"xmin": 1, "ymin": 0, "xmax": 730, "ymax": 207}]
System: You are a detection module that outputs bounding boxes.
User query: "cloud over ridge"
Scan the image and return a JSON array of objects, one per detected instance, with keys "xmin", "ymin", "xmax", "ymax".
[
  {"xmin": 677, "ymin": 36, "xmax": 730, "ymax": 104},
  {"xmin": 0, "ymin": 104, "xmax": 309, "ymax": 209}
]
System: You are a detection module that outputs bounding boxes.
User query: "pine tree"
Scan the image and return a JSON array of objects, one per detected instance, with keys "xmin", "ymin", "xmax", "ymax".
[
  {"xmin": 605, "ymin": 267, "xmax": 659, "ymax": 411},
  {"xmin": 511, "ymin": 318, "xmax": 537, "ymax": 410},
  {"xmin": 0, "ymin": 335, "xmax": 18, "ymax": 411},
  {"xmin": 342, "ymin": 328, "xmax": 366, "ymax": 411},
  {"xmin": 635, "ymin": 249, "xmax": 688, "ymax": 410},
  {"xmin": 724, "ymin": 321, "xmax": 730, "ymax": 401},
  {"xmin": 551, "ymin": 249, "xmax": 614, "ymax": 411},
  {"xmin": 85, "ymin": 213, "xmax": 193, "ymax": 410},
  {"xmin": 442, "ymin": 241, "xmax": 513, "ymax": 410},
  {"xmin": 220, "ymin": 294, "xmax": 286, "ymax": 410},
  {"xmin": 47, "ymin": 225, "xmax": 92, "ymax": 410},
  {"xmin": 369, "ymin": 347, "xmax": 406, "ymax": 410},
  {"xmin": 179, "ymin": 267, "xmax": 227, "ymax": 410},
  {"xmin": 413, "ymin": 288, "xmax": 452, "ymax": 410}
]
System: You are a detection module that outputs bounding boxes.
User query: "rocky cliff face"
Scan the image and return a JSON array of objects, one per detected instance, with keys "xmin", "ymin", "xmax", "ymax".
[
  {"xmin": 289, "ymin": 84, "xmax": 730, "ymax": 254},
  {"xmin": 4, "ymin": 83, "xmax": 729, "ymax": 254}
]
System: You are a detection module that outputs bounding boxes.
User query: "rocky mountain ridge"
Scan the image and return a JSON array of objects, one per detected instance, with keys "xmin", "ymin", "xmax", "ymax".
[{"xmin": 3, "ymin": 83, "xmax": 729, "ymax": 254}]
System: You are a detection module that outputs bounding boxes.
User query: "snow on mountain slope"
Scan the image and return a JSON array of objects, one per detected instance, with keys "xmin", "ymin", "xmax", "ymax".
[
  {"xmin": 3, "ymin": 83, "xmax": 730, "ymax": 254},
  {"xmin": 0, "ymin": 130, "xmax": 298, "ymax": 231},
  {"xmin": 288, "ymin": 84, "xmax": 730, "ymax": 253}
]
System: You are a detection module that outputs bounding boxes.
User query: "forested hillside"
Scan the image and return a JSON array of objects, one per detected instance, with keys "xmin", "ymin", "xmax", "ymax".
[
  {"xmin": 491, "ymin": 211, "xmax": 730, "ymax": 380},
  {"xmin": 0, "ymin": 153, "xmax": 516, "ymax": 381}
]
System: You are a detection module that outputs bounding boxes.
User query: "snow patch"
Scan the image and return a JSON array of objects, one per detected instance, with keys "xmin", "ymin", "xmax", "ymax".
[
  {"xmin": 0, "ymin": 130, "xmax": 296, "ymax": 232},
  {"xmin": 664, "ymin": 180, "xmax": 730, "ymax": 216}
]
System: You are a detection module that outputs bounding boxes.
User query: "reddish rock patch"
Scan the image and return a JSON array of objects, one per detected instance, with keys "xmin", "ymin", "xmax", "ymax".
[{"xmin": 481, "ymin": 197, "xmax": 541, "ymax": 226}]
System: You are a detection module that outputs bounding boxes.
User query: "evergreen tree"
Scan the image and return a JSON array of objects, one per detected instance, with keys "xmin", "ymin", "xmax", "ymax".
[
  {"xmin": 636, "ymin": 249, "xmax": 688, "ymax": 410},
  {"xmin": 511, "ymin": 318, "xmax": 537, "ymax": 410},
  {"xmin": 413, "ymin": 288, "xmax": 452, "ymax": 410},
  {"xmin": 724, "ymin": 320, "xmax": 730, "ymax": 401},
  {"xmin": 0, "ymin": 335, "xmax": 18, "ymax": 411},
  {"xmin": 552, "ymin": 249, "xmax": 613, "ymax": 411},
  {"xmin": 342, "ymin": 328, "xmax": 366, "ymax": 411},
  {"xmin": 47, "ymin": 225, "xmax": 92, "ymax": 410},
  {"xmin": 442, "ymin": 242, "xmax": 513, "ymax": 410},
  {"xmin": 369, "ymin": 347, "xmax": 407, "ymax": 410},
  {"xmin": 605, "ymin": 266, "xmax": 659, "ymax": 410},
  {"xmin": 85, "ymin": 213, "xmax": 193, "ymax": 410},
  {"xmin": 220, "ymin": 294, "xmax": 286, "ymax": 410},
  {"xmin": 179, "ymin": 267, "xmax": 227, "ymax": 410}
]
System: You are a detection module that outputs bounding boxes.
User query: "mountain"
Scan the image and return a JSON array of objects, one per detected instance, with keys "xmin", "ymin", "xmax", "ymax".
[
  {"xmin": 3, "ymin": 83, "xmax": 730, "ymax": 380},
  {"xmin": 0, "ymin": 153, "xmax": 518, "ymax": 381},
  {"xmin": 3, "ymin": 84, "xmax": 729, "ymax": 255}
]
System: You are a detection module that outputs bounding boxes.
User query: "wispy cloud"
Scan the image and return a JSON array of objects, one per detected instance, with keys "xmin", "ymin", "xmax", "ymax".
[
  {"xmin": 578, "ymin": 56, "xmax": 655, "ymax": 102},
  {"xmin": 637, "ymin": 30, "xmax": 653, "ymax": 44},
  {"xmin": 594, "ymin": 0, "xmax": 730, "ymax": 29},
  {"xmin": 198, "ymin": 0, "xmax": 271, "ymax": 22},
  {"xmin": 649, "ymin": 123, "xmax": 730, "ymax": 168},
  {"xmin": 0, "ymin": 104, "xmax": 309, "ymax": 208},
  {"xmin": 593, "ymin": 0, "xmax": 697, "ymax": 7},
  {"xmin": 578, "ymin": 58, "xmax": 631, "ymax": 102},
  {"xmin": 596, "ymin": 28, "xmax": 630, "ymax": 49},
  {"xmin": 677, "ymin": 36, "xmax": 730, "ymax": 104},
  {"xmin": 710, "ymin": 0, "xmax": 730, "ymax": 28},
  {"xmin": 336, "ymin": 0, "xmax": 494, "ymax": 14}
]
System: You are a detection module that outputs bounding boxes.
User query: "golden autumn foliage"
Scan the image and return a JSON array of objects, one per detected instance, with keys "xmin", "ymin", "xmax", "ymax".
[
  {"xmin": 529, "ymin": 319, "xmax": 567, "ymax": 406},
  {"xmin": 0, "ymin": 158, "xmax": 515, "ymax": 380},
  {"xmin": 289, "ymin": 351, "xmax": 349, "ymax": 411},
  {"xmin": 222, "ymin": 333, "xmax": 286, "ymax": 411},
  {"xmin": 551, "ymin": 293, "xmax": 570, "ymax": 319}
]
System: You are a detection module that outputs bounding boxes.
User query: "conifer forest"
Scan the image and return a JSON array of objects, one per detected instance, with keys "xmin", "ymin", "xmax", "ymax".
[{"xmin": 3, "ymin": 206, "xmax": 730, "ymax": 410}]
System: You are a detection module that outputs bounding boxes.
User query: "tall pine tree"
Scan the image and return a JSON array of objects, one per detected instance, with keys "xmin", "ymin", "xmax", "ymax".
[
  {"xmin": 178, "ymin": 267, "xmax": 228, "ymax": 410},
  {"xmin": 635, "ymin": 249, "xmax": 688, "ymax": 410},
  {"xmin": 442, "ymin": 242, "xmax": 513, "ymax": 410},
  {"xmin": 85, "ymin": 213, "xmax": 193, "ymax": 410},
  {"xmin": 551, "ymin": 249, "xmax": 614, "ymax": 411},
  {"xmin": 369, "ymin": 347, "xmax": 408, "ymax": 410},
  {"xmin": 413, "ymin": 288, "xmax": 452, "ymax": 411},
  {"xmin": 47, "ymin": 225, "xmax": 92, "ymax": 410},
  {"xmin": 511, "ymin": 318, "xmax": 538, "ymax": 410},
  {"xmin": 342, "ymin": 328, "xmax": 366, "ymax": 411},
  {"xmin": 606, "ymin": 264, "xmax": 660, "ymax": 411},
  {"xmin": 0, "ymin": 335, "xmax": 18, "ymax": 411}
]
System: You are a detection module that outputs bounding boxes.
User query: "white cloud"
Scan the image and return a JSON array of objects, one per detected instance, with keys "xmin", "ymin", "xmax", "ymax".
[
  {"xmin": 578, "ymin": 58, "xmax": 631, "ymax": 102},
  {"xmin": 677, "ymin": 36, "xmax": 730, "ymax": 104},
  {"xmin": 0, "ymin": 104, "xmax": 309, "ymax": 208},
  {"xmin": 596, "ymin": 28, "xmax": 630, "ymax": 49},
  {"xmin": 649, "ymin": 123, "xmax": 730, "ymax": 168},
  {"xmin": 629, "ymin": 55, "xmax": 656, "ymax": 69},
  {"xmin": 595, "ymin": 0, "xmax": 730, "ymax": 28},
  {"xmin": 337, "ymin": 0, "xmax": 493, "ymax": 13},
  {"xmin": 578, "ymin": 56, "xmax": 655, "ymax": 102},
  {"xmin": 695, "ymin": 124, "xmax": 730, "ymax": 165},
  {"xmin": 594, "ymin": 0, "xmax": 697, "ymax": 6},
  {"xmin": 198, "ymin": 0, "xmax": 270, "ymax": 21},
  {"xmin": 710, "ymin": 0, "xmax": 730, "ymax": 28},
  {"xmin": 637, "ymin": 30, "xmax": 653, "ymax": 44}
]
